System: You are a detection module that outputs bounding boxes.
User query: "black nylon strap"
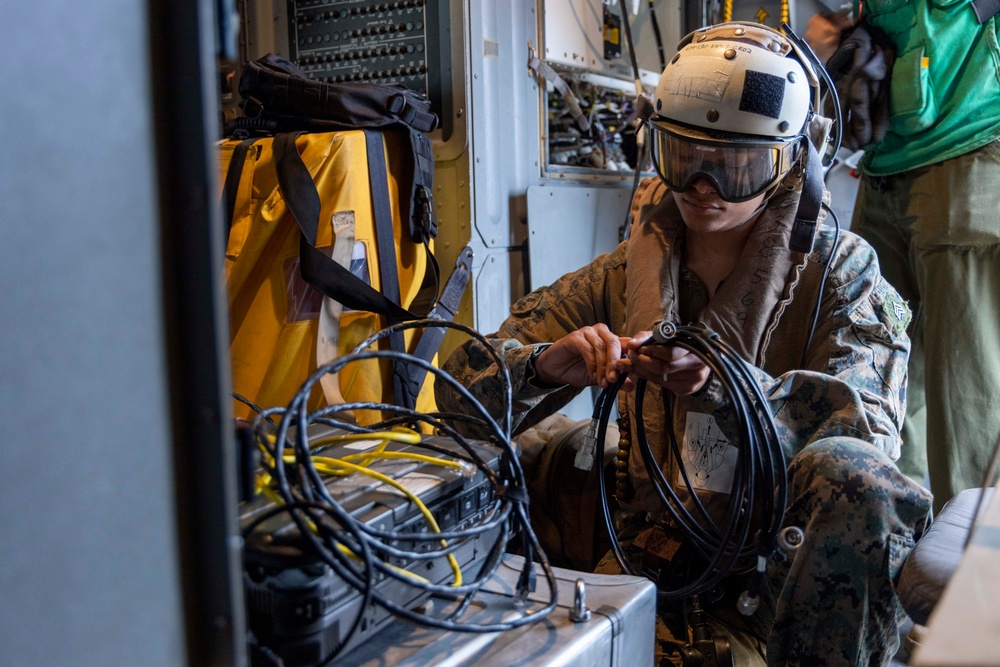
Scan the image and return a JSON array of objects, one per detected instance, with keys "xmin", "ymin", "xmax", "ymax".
[
  {"xmin": 240, "ymin": 55, "xmax": 439, "ymax": 133},
  {"xmin": 364, "ymin": 131, "xmax": 403, "ymax": 314},
  {"xmin": 410, "ymin": 240, "xmax": 440, "ymax": 316},
  {"xmin": 425, "ymin": 246, "xmax": 473, "ymax": 324},
  {"xmin": 789, "ymin": 141, "xmax": 824, "ymax": 254},
  {"xmin": 273, "ymin": 133, "xmax": 321, "ymax": 242},
  {"xmin": 272, "ymin": 132, "xmax": 416, "ymax": 322},
  {"xmin": 399, "ymin": 246, "xmax": 474, "ymax": 403},
  {"xmin": 395, "ymin": 103, "xmax": 439, "ymax": 134},
  {"xmin": 408, "ymin": 131, "xmax": 438, "ymax": 242},
  {"xmin": 222, "ymin": 138, "xmax": 259, "ymax": 245},
  {"xmin": 972, "ymin": 0, "xmax": 1000, "ymax": 22},
  {"xmin": 364, "ymin": 130, "xmax": 411, "ymax": 409}
]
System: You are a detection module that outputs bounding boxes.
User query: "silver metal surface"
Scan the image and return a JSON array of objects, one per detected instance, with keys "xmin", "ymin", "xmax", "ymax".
[
  {"xmin": 526, "ymin": 185, "xmax": 627, "ymax": 290},
  {"xmin": 336, "ymin": 554, "xmax": 657, "ymax": 666},
  {"xmin": 777, "ymin": 526, "xmax": 805, "ymax": 555},
  {"xmin": 471, "ymin": 249, "xmax": 526, "ymax": 337}
]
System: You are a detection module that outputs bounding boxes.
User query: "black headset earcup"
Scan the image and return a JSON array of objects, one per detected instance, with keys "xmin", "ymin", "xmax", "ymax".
[{"xmin": 789, "ymin": 140, "xmax": 823, "ymax": 254}]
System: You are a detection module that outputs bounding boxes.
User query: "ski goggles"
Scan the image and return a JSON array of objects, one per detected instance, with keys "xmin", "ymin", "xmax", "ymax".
[{"xmin": 648, "ymin": 119, "xmax": 801, "ymax": 203}]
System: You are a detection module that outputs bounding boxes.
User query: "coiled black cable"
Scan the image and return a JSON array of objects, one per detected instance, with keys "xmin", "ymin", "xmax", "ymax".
[{"xmin": 594, "ymin": 321, "xmax": 789, "ymax": 604}]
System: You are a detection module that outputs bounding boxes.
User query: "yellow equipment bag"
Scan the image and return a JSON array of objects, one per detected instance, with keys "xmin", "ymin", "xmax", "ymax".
[{"xmin": 220, "ymin": 130, "xmax": 437, "ymax": 425}]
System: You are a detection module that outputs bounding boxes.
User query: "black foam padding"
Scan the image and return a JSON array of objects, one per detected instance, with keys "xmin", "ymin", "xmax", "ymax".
[{"xmin": 739, "ymin": 70, "xmax": 785, "ymax": 119}]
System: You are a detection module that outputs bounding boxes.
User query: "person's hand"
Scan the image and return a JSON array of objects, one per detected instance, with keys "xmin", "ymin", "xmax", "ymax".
[
  {"xmin": 805, "ymin": 12, "xmax": 853, "ymax": 64},
  {"xmin": 533, "ymin": 324, "xmax": 627, "ymax": 388},
  {"xmin": 616, "ymin": 330, "xmax": 711, "ymax": 395}
]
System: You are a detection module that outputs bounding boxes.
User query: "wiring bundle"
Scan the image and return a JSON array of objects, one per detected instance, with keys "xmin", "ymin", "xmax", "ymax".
[
  {"xmin": 589, "ymin": 321, "xmax": 792, "ymax": 611},
  {"xmin": 238, "ymin": 320, "xmax": 557, "ymax": 666}
]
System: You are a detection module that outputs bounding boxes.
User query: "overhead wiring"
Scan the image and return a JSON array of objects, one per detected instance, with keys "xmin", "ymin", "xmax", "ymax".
[
  {"xmin": 616, "ymin": 0, "xmax": 656, "ymax": 241},
  {"xmin": 618, "ymin": 0, "xmax": 642, "ymax": 91}
]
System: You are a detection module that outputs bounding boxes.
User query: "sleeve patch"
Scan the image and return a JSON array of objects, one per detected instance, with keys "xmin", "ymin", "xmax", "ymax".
[{"xmin": 881, "ymin": 293, "xmax": 911, "ymax": 335}]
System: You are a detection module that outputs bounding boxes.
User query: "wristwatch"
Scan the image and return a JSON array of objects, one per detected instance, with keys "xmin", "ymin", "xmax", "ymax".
[{"xmin": 524, "ymin": 343, "xmax": 554, "ymax": 388}]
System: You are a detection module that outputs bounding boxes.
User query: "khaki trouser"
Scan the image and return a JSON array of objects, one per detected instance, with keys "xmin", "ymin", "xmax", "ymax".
[{"xmin": 853, "ymin": 138, "xmax": 1000, "ymax": 512}]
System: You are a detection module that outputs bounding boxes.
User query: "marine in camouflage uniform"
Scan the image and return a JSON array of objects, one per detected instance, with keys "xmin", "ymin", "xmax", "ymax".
[
  {"xmin": 437, "ymin": 172, "xmax": 932, "ymax": 665},
  {"xmin": 437, "ymin": 22, "xmax": 932, "ymax": 667}
]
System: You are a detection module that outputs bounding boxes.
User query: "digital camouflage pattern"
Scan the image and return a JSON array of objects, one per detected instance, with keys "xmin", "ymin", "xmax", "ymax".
[
  {"xmin": 594, "ymin": 438, "xmax": 930, "ymax": 667},
  {"xmin": 436, "ymin": 179, "xmax": 933, "ymax": 666},
  {"xmin": 764, "ymin": 438, "xmax": 930, "ymax": 666}
]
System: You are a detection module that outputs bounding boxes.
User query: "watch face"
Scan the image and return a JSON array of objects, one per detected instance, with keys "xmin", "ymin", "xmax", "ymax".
[{"xmin": 525, "ymin": 344, "xmax": 556, "ymax": 388}]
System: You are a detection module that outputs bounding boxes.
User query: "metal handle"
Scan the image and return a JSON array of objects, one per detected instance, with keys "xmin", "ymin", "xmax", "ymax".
[{"xmin": 570, "ymin": 579, "xmax": 591, "ymax": 623}]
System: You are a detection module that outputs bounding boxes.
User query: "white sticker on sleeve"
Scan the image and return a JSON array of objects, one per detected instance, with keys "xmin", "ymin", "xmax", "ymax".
[{"xmin": 676, "ymin": 411, "xmax": 738, "ymax": 494}]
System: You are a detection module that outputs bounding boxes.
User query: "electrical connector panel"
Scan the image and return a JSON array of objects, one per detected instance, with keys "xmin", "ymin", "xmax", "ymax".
[
  {"xmin": 543, "ymin": 71, "xmax": 654, "ymax": 176},
  {"xmin": 537, "ymin": 0, "xmax": 679, "ymax": 179},
  {"xmin": 335, "ymin": 554, "xmax": 658, "ymax": 666},
  {"xmin": 285, "ymin": 0, "xmax": 455, "ymax": 129}
]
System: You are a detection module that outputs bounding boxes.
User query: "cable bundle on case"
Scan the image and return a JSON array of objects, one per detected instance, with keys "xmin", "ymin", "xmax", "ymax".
[
  {"xmin": 594, "ymin": 321, "xmax": 789, "ymax": 605},
  {"xmin": 241, "ymin": 320, "xmax": 557, "ymax": 663}
]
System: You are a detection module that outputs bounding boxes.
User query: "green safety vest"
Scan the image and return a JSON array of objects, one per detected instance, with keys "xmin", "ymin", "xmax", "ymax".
[{"xmin": 857, "ymin": 0, "xmax": 1000, "ymax": 176}]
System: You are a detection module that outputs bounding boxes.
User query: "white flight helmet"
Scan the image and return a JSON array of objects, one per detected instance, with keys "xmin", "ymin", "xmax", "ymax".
[{"xmin": 649, "ymin": 22, "xmax": 820, "ymax": 202}]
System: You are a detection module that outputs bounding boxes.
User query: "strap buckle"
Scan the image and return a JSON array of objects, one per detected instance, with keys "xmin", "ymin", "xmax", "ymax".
[
  {"xmin": 414, "ymin": 185, "xmax": 438, "ymax": 241},
  {"xmin": 241, "ymin": 95, "xmax": 264, "ymax": 120},
  {"xmin": 387, "ymin": 93, "xmax": 407, "ymax": 116}
]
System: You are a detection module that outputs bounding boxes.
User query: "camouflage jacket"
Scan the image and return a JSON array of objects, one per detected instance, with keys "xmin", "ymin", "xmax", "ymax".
[{"xmin": 437, "ymin": 177, "xmax": 912, "ymax": 512}]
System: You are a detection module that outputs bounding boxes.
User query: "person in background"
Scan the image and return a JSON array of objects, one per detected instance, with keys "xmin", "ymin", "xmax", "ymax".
[
  {"xmin": 808, "ymin": 4, "xmax": 1000, "ymax": 513},
  {"xmin": 437, "ymin": 22, "xmax": 931, "ymax": 666}
]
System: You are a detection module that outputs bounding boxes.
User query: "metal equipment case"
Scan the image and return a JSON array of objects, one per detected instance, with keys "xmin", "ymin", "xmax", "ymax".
[{"xmin": 335, "ymin": 553, "xmax": 657, "ymax": 666}]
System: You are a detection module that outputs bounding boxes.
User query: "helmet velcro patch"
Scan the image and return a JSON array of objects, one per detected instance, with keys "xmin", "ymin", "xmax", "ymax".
[{"xmin": 739, "ymin": 71, "xmax": 785, "ymax": 119}]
